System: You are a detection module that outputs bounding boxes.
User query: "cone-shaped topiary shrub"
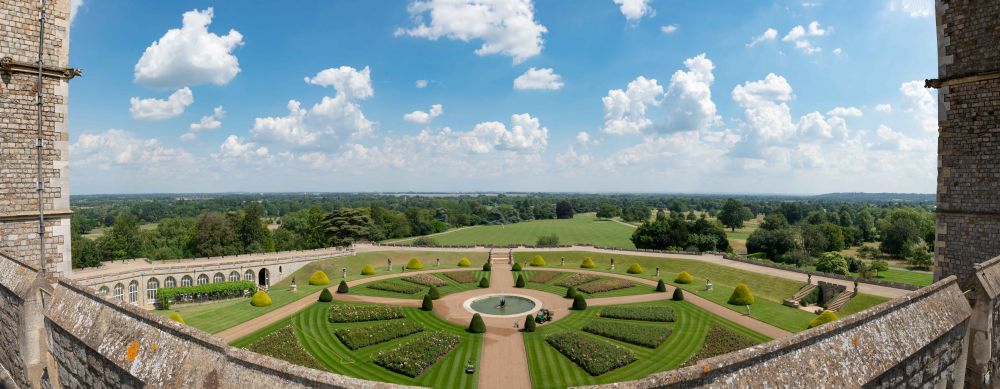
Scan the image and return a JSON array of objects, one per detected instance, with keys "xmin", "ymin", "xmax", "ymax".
[
  {"xmin": 458, "ymin": 257, "xmax": 472, "ymax": 267},
  {"xmin": 627, "ymin": 263, "xmax": 644, "ymax": 274},
  {"xmin": 809, "ymin": 310, "xmax": 839, "ymax": 328},
  {"xmin": 483, "ymin": 262, "xmax": 492, "ymax": 271},
  {"xmin": 515, "ymin": 274, "xmax": 526, "ymax": 288},
  {"xmin": 361, "ymin": 264, "xmax": 376, "ymax": 275},
  {"xmin": 337, "ymin": 279, "xmax": 349, "ymax": 293},
  {"xmin": 728, "ymin": 283, "xmax": 755, "ymax": 305},
  {"xmin": 468, "ymin": 313, "xmax": 486, "ymax": 333},
  {"xmin": 523, "ymin": 314, "xmax": 536, "ymax": 332},
  {"xmin": 565, "ymin": 286, "xmax": 577, "ymax": 299},
  {"xmin": 572, "ymin": 294, "xmax": 587, "ymax": 310},
  {"xmin": 406, "ymin": 258, "xmax": 424, "ymax": 270},
  {"xmin": 251, "ymin": 290, "xmax": 273, "ymax": 307},
  {"xmin": 672, "ymin": 288, "xmax": 684, "ymax": 301},
  {"xmin": 512, "ymin": 263, "xmax": 522, "ymax": 271},
  {"xmin": 319, "ymin": 288, "xmax": 333, "ymax": 302},
  {"xmin": 675, "ymin": 271, "xmax": 693, "ymax": 284},
  {"xmin": 479, "ymin": 277, "xmax": 490, "ymax": 288},
  {"xmin": 656, "ymin": 279, "xmax": 667, "ymax": 292},
  {"xmin": 530, "ymin": 255, "xmax": 546, "ymax": 267},
  {"xmin": 422, "ymin": 294, "xmax": 434, "ymax": 311},
  {"xmin": 309, "ymin": 271, "xmax": 330, "ymax": 285},
  {"xmin": 169, "ymin": 311, "xmax": 185, "ymax": 324},
  {"xmin": 428, "ymin": 285, "xmax": 441, "ymax": 300},
  {"xmin": 580, "ymin": 257, "xmax": 596, "ymax": 268}
]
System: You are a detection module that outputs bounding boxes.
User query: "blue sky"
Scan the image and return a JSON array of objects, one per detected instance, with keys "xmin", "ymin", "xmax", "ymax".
[{"xmin": 67, "ymin": 0, "xmax": 938, "ymax": 194}]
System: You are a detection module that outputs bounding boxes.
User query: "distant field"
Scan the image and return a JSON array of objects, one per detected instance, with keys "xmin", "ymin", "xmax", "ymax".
[
  {"xmin": 82, "ymin": 223, "xmax": 158, "ymax": 239},
  {"xmin": 393, "ymin": 214, "xmax": 637, "ymax": 248}
]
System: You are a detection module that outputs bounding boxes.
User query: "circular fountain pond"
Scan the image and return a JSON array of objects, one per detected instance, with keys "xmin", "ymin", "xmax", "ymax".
[{"xmin": 463, "ymin": 294, "xmax": 541, "ymax": 318}]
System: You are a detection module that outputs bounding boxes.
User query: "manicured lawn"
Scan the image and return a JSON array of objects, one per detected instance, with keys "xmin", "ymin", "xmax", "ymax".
[
  {"xmin": 802, "ymin": 265, "xmax": 932, "ymax": 287},
  {"xmin": 523, "ymin": 299, "xmax": 769, "ymax": 389},
  {"xmin": 350, "ymin": 271, "xmax": 488, "ymax": 299},
  {"xmin": 515, "ymin": 270, "xmax": 659, "ymax": 299},
  {"xmin": 153, "ymin": 250, "xmax": 485, "ymax": 333},
  {"xmin": 393, "ymin": 213, "xmax": 637, "ymax": 248},
  {"xmin": 513, "ymin": 251, "xmax": 886, "ymax": 332},
  {"xmin": 233, "ymin": 301, "xmax": 482, "ymax": 389}
]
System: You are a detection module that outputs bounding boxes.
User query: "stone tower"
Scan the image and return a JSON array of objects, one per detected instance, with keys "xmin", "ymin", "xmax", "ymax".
[{"xmin": 0, "ymin": 0, "xmax": 77, "ymax": 277}]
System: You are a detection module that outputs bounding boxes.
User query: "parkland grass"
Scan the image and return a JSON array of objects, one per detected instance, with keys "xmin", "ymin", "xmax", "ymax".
[{"xmin": 393, "ymin": 214, "xmax": 636, "ymax": 248}]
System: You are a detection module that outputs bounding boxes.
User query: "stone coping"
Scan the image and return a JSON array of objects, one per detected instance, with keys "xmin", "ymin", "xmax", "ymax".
[
  {"xmin": 462, "ymin": 293, "xmax": 543, "ymax": 318},
  {"xmin": 0, "ymin": 251, "xmax": 40, "ymax": 297},
  {"xmin": 576, "ymin": 275, "xmax": 971, "ymax": 388},
  {"xmin": 974, "ymin": 254, "xmax": 1000, "ymax": 299}
]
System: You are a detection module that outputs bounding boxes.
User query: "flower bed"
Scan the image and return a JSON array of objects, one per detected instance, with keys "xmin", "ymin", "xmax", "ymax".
[
  {"xmin": 372, "ymin": 331, "xmax": 461, "ymax": 377},
  {"xmin": 245, "ymin": 325, "xmax": 325, "ymax": 371},
  {"xmin": 577, "ymin": 279, "xmax": 634, "ymax": 294},
  {"xmin": 402, "ymin": 274, "xmax": 448, "ymax": 287},
  {"xmin": 366, "ymin": 280, "xmax": 424, "ymax": 294},
  {"xmin": 545, "ymin": 331, "xmax": 636, "ymax": 376},
  {"xmin": 334, "ymin": 320, "xmax": 424, "ymax": 350},
  {"xmin": 442, "ymin": 271, "xmax": 478, "ymax": 284},
  {"xmin": 683, "ymin": 325, "xmax": 757, "ymax": 366},
  {"xmin": 582, "ymin": 320, "xmax": 671, "ymax": 348},
  {"xmin": 598, "ymin": 306, "xmax": 675, "ymax": 322},
  {"xmin": 529, "ymin": 271, "xmax": 563, "ymax": 284},
  {"xmin": 555, "ymin": 273, "xmax": 602, "ymax": 288},
  {"xmin": 328, "ymin": 304, "xmax": 404, "ymax": 323}
]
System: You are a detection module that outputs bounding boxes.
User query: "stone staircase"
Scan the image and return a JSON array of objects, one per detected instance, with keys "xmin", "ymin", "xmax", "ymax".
[
  {"xmin": 489, "ymin": 249, "xmax": 510, "ymax": 264},
  {"xmin": 826, "ymin": 291, "xmax": 855, "ymax": 312},
  {"xmin": 782, "ymin": 283, "xmax": 817, "ymax": 307}
]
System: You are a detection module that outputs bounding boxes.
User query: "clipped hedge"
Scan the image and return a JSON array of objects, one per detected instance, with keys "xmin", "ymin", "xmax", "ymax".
[
  {"xmin": 598, "ymin": 306, "xmax": 675, "ymax": 322},
  {"xmin": 329, "ymin": 304, "xmax": 403, "ymax": 322},
  {"xmin": 361, "ymin": 264, "xmax": 376, "ymax": 275},
  {"xmin": 675, "ymin": 271, "xmax": 694, "ymax": 284},
  {"xmin": 337, "ymin": 280, "xmax": 349, "ymax": 293},
  {"xmin": 422, "ymin": 295, "xmax": 434, "ymax": 311},
  {"xmin": 728, "ymin": 284, "xmax": 755, "ymax": 305},
  {"xmin": 483, "ymin": 262, "xmax": 492, "ymax": 271},
  {"xmin": 546, "ymin": 331, "xmax": 636, "ymax": 376},
  {"xmin": 530, "ymin": 255, "xmax": 546, "ymax": 267},
  {"xmin": 515, "ymin": 274, "xmax": 526, "ymax": 288},
  {"xmin": 512, "ymin": 263, "xmax": 523, "ymax": 271},
  {"xmin": 565, "ymin": 286, "xmax": 577, "ymax": 299},
  {"xmin": 319, "ymin": 288, "xmax": 333, "ymax": 302},
  {"xmin": 468, "ymin": 313, "xmax": 486, "ymax": 333},
  {"xmin": 168, "ymin": 312, "xmax": 185, "ymax": 324},
  {"xmin": 251, "ymin": 290, "xmax": 272, "ymax": 307},
  {"xmin": 335, "ymin": 320, "xmax": 424, "ymax": 350},
  {"xmin": 626, "ymin": 263, "xmax": 643, "ymax": 274},
  {"xmin": 458, "ymin": 257, "xmax": 472, "ymax": 267},
  {"xmin": 309, "ymin": 271, "xmax": 330, "ymax": 286},
  {"xmin": 809, "ymin": 310, "xmax": 839, "ymax": 328},
  {"xmin": 523, "ymin": 314, "xmax": 536, "ymax": 332},
  {"xmin": 572, "ymin": 294, "xmax": 587, "ymax": 310},
  {"xmin": 672, "ymin": 288, "xmax": 684, "ymax": 301},
  {"xmin": 157, "ymin": 280, "xmax": 256, "ymax": 309},
  {"xmin": 656, "ymin": 279, "xmax": 667, "ymax": 292},
  {"xmin": 427, "ymin": 285, "xmax": 441, "ymax": 300},
  {"xmin": 478, "ymin": 277, "xmax": 490, "ymax": 288},
  {"xmin": 583, "ymin": 319, "xmax": 672, "ymax": 348},
  {"xmin": 372, "ymin": 331, "xmax": 461, "ymax": 378},
  {"xmin": 246, "ymin": 325, "xmax": 325, "ymax": 371},
  {"xmin": 406, "ymin": 258, "xmax": 424, "ymax": 270},
  {"xmin": 580, "ymin": 257, "xmax": 596, "ymax": 268}
]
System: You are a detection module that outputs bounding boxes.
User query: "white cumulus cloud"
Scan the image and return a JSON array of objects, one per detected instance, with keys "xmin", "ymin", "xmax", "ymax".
[
  {"xmin": 513, "ymin": 68, "xmax": 564, "ymax": 90},
  {"xmin": 403, "ymin": 104, "xmax": 444, "ymax": 124},
  {"xmin": 900, "ymin": 80, "xmax": 937, "ymax": 132},
  {"xmin": 129, "ymin": 87, "xmax": 193, "ymax": 120},
  {"xmin": 182, "ymin": 106, "xmax": 225, "ymax": 141},
  {"xmin": 613, "ymin": 0, "xmax": 653, "ymax": 21},
  {"xmin": 747, "ymin": 28, "xmax": 777, "ymax": 47},
  {"xmin": 395, "ymin": 0, "xmax": 547, "ymax": 65},
  {"xmin": 71, "ymin": 129, "xmax": 195, "ymax": 170},
  {"xmin": 660, "ymin": 24, "xmax": 679, "ymax": 34},
  {"xmin": 601, "ymin": 76, "xmax": 664, "ymax": 135},
  {"xmin": 875, "ymin": 104, "xmax": 893, "ymax": 113},
  {"xmin": 416, "ymin": 80, "xmax": 429, "ymax": 88},
  {"xmin": 782, "ymin": 21, "xmax": 829, "ymax": 54},
  {"xmin": 889, "ymin": 0, "xmax": 933, "ymax": 18},
  {"xmin": 134, "ymin": 8, "xmax": 244, "ymax": 88},
  {"xmin": 826, "ymin": 106, "xmax": 863, "ymax": 117},
  {"xmin": 70, "ymin": 0, "xmax": 84, "ymax": 24},
  {"xmin": 304, "ymin": 66, "xmax": 374, "ymax": 100}
]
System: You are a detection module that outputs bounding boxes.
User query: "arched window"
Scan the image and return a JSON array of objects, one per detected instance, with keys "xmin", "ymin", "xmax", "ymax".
[
  {"xmin": 128, "ymin": 281, "xmax": 139, "ymax": 304},
  {"xmin": 113, "ymin": 283, "xmax": 124, "ymax": 301},
  {"xmin": 213, "ymin": 273, "xmax": 225, "ymax": 283},
  {"xmin": 147, "ymin": 278, "xmax": 160, "ymax": 301},
  {"xmin": 229, "ymin": 271, "xmax": 240, "ymax": 282},
  {"xmin": 98, "ymin": 286, "xmax": 109, "ymax": 295},
  {"xmin": 244, "ymin": 270, "xmax": 254, "ymax": 281},
  {"xmin": 197, "ymin": 274, "xmax": 209, "ymax": 285},
  {"xmin": 164, "ymin": 277, "xmax": 176, "ymax": 288},
  {"xmin": 181, "ymin": 275, "xmax": 193, "ymax": 287}
]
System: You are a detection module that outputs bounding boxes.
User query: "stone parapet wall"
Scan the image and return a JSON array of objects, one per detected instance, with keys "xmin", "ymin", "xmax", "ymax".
[
  {"xmin": 0, "ymin": 252, "xmax": 38, "ymax": 389},
  {"xmin": 577, "ymin": 276, "xmax": 971, "ymax": 388}
]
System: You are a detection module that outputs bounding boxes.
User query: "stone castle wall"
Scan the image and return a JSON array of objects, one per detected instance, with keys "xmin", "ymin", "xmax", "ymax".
[{"xmin": 0, "ymin": 0, "xmax": 73, "ymax": 276}]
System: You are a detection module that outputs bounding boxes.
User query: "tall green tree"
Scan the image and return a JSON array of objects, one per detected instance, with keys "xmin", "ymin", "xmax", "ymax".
[
  {"xmin": 238, "ymin": 203, "xmax": 272, "ymax": 253},
  {"xmin": 555, "ymin": 201, "xmax": 574, "ymax": 219},
  {"xmin": 188, "ymin": 213, "xmax": 239, "ymax": 257},
  {"xmin": 101, "ymin": 212, "xmax": 146, "ymax": 261},
  {"xmin": 718, "ymin": 198, "xmax": 752, "ymax": 231},
  {"xmin": 323, "ymin": 208, "xmax": 372, "ymax": 246}
]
